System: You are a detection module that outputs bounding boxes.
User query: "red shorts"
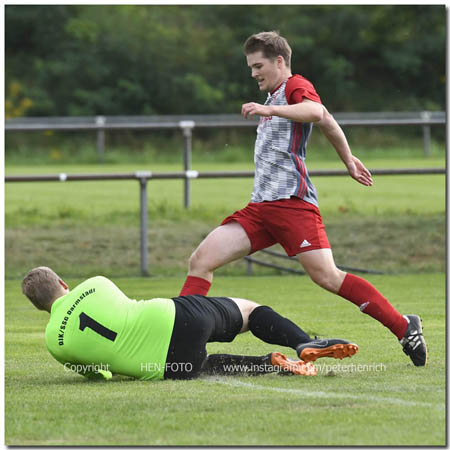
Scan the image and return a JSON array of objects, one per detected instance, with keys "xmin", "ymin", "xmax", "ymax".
[{"xmin": 221, "ymin": 198, "xmax": 330, "ymax": 257}]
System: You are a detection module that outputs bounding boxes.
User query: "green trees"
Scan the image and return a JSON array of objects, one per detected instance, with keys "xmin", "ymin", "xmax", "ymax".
[{"xmin": 5, "ymin": 5, "xmax": 445, "ymax": 117}]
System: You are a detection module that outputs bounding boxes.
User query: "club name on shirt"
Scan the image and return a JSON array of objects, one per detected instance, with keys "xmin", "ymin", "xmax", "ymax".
[
  {"xmin": 57, "ymin": 288, "xmax": 96, "ymax": 346},
  {"xmin": 259, "ymin": 116, "xmax": 272, "ymax": 124}
]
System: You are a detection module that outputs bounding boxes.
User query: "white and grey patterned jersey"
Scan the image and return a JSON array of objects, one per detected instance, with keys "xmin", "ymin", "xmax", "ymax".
[{"xmin": 250, "ymin": 79, "xmax": 319, "ymax": 207}]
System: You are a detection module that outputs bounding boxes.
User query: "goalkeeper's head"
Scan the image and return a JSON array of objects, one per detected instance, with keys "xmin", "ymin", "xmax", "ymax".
[{"xmin": 22, "ymin": 266, "xmax": 69, "ymax": 312}]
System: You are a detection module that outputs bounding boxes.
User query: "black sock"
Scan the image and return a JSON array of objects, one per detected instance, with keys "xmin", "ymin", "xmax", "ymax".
[
  {"xmin": 200, "ymin": 353, "xmax": 273, "ymax": 376},
  {"xmin": 248, "ymin": 306, "xmax": 311, "ymax": 349}
]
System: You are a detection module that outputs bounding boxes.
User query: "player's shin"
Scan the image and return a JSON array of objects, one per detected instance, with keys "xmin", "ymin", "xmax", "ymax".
[
  {"xmin": 179, "ymin": 275, "xmax": 211, "ymax": 296},
  {"xmin": 338, "ymin": 273, "xmax": 407, "ymax": 339},
  {"xmin": 248, "ymin": 305, "xmax": 311, "ymax": 348},
  {"xmin": 200, "ymin": 354, "xmax": 274, "ymax": 375}
]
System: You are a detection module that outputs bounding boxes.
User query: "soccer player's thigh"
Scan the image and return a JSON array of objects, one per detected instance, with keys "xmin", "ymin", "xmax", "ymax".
[
  {"xmin": 264, "ymin": 200, "xmax": 329, "ymax": 257},
  {"xmin": 192, "ymin": 221, "xmax": 251, "ymax": 270}
]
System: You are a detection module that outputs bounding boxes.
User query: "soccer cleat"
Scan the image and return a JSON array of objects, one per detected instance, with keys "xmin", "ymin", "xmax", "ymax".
[
  {"xmin": 296, "ymin": 338, "xmax": 358, "ymax": 362},
  {"xmin": 399, "ymin": 315, "xmax": 427, "ymax": 366},
  {"xmin": 270, "ymin": 352, "xmax": 317, "ymax": 376}
]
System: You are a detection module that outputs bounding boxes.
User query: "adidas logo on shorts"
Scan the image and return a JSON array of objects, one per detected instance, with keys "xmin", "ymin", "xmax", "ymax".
[{"xmin": 300, "ymin": 240, "xmax": 311, "ymax": 248}]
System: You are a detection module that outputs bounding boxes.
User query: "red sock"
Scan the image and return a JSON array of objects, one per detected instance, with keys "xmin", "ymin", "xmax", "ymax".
[
  {"xmin": 338, "ymin": 273, "xmax": 407, "ymax": 339},
  {"xmin": 179, "ymin": 275, "xmax": 211, "ymax": 296}
]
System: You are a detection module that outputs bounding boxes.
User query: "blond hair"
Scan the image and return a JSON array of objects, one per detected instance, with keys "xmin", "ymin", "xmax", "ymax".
[
  {"xmin": 22, "ymin": 266, "xmax": 63, "ymax": 310},
  {"xmin": 244, "ymin": 31, "xmax": 292, "ymax": 68}
]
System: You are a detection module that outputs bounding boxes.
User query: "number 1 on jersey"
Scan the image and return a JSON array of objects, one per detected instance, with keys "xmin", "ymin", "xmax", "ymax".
[{"xmin": 79, "ymin": 312, "xmax": 117, "ymax": 342}]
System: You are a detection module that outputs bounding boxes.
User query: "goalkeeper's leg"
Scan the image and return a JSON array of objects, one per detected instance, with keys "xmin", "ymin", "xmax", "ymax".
[
  {"xmin": 200, "ymin": 352, "xmax": 316, "ymax": 376},
  {"xmin": 231, "ymin": 298, "xmax": 358, "ymax": 363}
]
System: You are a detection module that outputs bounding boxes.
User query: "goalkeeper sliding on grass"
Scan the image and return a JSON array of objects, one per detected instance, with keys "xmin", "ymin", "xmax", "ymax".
[{"xmin": 22, "ymin": 266, "xmax": 359, "ymax": 380}]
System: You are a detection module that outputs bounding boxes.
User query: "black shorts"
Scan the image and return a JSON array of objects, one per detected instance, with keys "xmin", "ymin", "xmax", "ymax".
[{"xmin": 164, "ymin": 295, "xmax": 243, "ymax": 380}]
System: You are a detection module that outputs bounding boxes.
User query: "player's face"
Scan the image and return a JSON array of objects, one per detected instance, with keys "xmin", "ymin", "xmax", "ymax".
[{"xmin": 247, "ymin": 51, "xmax": 283, "ymax": 92}]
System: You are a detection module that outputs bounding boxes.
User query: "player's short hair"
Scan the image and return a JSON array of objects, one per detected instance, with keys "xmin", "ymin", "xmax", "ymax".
[
  {"xmin": 22, "ymin": 266, "xmax": 63, "ymax": 310},
  {"xmin": 244, "ymin": 31, "xmax": 292, "ymax": 68}
]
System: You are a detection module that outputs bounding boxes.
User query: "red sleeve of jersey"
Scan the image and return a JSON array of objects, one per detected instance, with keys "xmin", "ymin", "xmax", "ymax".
[{"xmin": 285, "ymin": 75, "xmax": 322, "ymax": 105}]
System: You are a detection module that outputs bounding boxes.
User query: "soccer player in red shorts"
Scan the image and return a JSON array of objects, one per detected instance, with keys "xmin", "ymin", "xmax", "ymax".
[{"xmin": 179, "ymin": 31, "xmax": 426, "ymax": 366}]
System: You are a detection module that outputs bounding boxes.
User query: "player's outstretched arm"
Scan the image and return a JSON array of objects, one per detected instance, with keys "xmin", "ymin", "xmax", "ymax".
[{"xmin": 317, "ymin": 106, "xmax": 373, "ymax": 187}]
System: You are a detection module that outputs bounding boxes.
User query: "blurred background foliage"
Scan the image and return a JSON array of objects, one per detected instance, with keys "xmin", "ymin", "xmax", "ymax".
[{"xmin": 5, "ymin": 4, "xmax": 446, "ymax": 119}]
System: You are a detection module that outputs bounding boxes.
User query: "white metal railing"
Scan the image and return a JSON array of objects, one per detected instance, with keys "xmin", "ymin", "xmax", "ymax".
[
  {"xmin": 4, "ymin": 111, "xmax": 446, "ymax": 130},
  {"xmin": 5, "ymin": 167, "xmax": 445, "ymax": 276},
  {"xmin": 5, "ymin": 111, "xmax": 446, "ymax": 207}
]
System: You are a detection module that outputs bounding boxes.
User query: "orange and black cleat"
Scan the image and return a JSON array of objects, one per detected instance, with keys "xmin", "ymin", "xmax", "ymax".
[
  {"xmin": 271, "ymin": 352, "xmax": 317, "ymax": 376},
  {"xmin": 296, "ymin": 338, "xmax": 358, "ymax": 363}
]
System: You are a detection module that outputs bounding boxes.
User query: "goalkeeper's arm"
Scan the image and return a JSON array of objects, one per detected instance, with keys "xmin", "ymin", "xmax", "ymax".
[
  {"xmin": 77, "ymin": 366, "xmax": 113, "ymax": 381},
  {"xmin": 50, "ymin": 352, "xmax": 113, "ymax": 380}
]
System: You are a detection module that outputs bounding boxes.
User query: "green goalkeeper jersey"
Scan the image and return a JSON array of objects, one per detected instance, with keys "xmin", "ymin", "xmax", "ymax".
[{"xmin": 45, "ymin": 276, "xmax": 176, "ymax": 380}]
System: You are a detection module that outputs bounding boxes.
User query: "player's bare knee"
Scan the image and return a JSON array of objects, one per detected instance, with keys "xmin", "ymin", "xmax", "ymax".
[
  {"xmin": 243, "ymin": 299, "xmax": 260, "ymax": 316},
  {"xmin": 309, "ymin": 269, "xmax": 340, "ymax": 293},
  {"xmin": 187, "ymin": 251, "xmax": 198, "ymax": 270},
  {"xmin": 230, "ymin": 298, "xmax": 259, "ymax": 323},
  {"xmin": 188, "ymin": 248, "xmax": 208, "ymax": 272}
]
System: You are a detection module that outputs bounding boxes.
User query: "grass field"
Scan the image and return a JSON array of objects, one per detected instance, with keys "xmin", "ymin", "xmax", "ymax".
[
  {"xmin": 5, "ymin": 274, "xmax": 446, "ymax": 446},
  {"xmin": 5, "ymin": 158, "xmax": 446, "ymax": 220},
  {"xmin": 4, "ymin": 157, "xmax": 446, "ymax": 278},
  {"xmin": 5, "ymin": 152, "xmax": 446, "ymax": 445}
]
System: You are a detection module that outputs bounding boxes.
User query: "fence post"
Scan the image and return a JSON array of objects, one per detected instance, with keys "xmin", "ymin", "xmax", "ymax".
[
  {"xmin": 96, "ymin": 116, "xmax": 106, "ymax": 163},
  {"xmin": 246, "ymin": 258, "xmax": 253, "ymax": 276},
  {"xmin": 138, "ymin": 175, "xmax": 149, "ymax": 276},
  {"xmin": 180, "ymin": 120, "xmax": 195, "ymax": 208},
  {"xmin": 421, "ymin": 111, "xmax": 431, "ymax": 157}
]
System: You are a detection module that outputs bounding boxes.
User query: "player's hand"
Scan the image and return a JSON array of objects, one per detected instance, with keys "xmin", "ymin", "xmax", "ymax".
[
  {"xmin": 97, "ymin": 369, "xmax": 113, "ymax": 380},
  {"xmin": 241, "ymin": 102, "xmax": 272, "ymax": 119},
  {"xmin": 346, "ymin": 156, "xmax": 373, "ymax": 186}
]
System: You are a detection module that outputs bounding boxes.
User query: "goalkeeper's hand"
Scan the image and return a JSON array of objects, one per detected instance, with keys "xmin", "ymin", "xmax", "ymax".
[{"xmin": 81, "ymin": 368, "xmax": 113, "ymax": 381}]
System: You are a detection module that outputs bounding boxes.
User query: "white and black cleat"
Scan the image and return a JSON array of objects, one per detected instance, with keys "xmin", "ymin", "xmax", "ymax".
[{"xmin": 399, "ymin": 315, "xmax": 427, "ymax": 366}]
